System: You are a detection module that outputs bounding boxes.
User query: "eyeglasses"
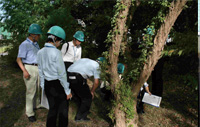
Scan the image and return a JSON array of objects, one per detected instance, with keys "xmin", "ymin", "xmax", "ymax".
[{"xmin": 60, "ymin": 40, "xmax": 64, "ymax": 44}]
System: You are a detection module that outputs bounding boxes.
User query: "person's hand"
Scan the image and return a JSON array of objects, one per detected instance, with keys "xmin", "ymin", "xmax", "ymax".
[
  {"xmin": 91, "ymin": 91, "xmax": 94, "ymax": 99},
  {"xmin": 41, "ymin": 85, "xmax": 44, "ymax": 90},
  {"xmin": 23, "ymin": 70, "xmax": 30, "ymax": 79},
  {"xmin": 148, "ymin": 92, "xmax": 152, "ymax": 95},
  {"xmin": 66, "ymin": 93, "xmax": 72, "ymax": 100}
]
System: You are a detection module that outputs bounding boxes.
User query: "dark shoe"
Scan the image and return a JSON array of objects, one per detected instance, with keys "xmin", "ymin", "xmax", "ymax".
[
  {"xmin": 75, "ymin": 117, "xmax": 90, "ymax": 122},
  {"xmin": 137, "ymin": 109, "xmax": 145, "ymax": 114},
  {"xmin": 138, "ymin": 110, "xmax": 145, "ymax": 114},
  {"xmin": 141, "ymin": 110, "xmax": 145, "ymax": 113},
  {"xmin": 28, "ymin": 116, "xmax": 36, "ymax": 122}
]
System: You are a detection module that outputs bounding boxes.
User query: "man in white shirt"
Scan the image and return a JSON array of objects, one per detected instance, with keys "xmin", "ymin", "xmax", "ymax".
[
  {"xmin": 137, "ymin": 82, "xmax": 151, "ymax": 114},
  {"xmin": 61, "ymin": 31, "xmax": 84, "ymax": 70}
]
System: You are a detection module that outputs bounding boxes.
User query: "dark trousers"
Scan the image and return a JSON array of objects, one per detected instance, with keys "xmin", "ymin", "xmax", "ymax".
[
  {"xmin": 152, "ymin": 57, "xmax": 164, "ymax": 97},
  {"xmin": 64, "ymin": 62, "xmax": 73, "ymax": 71},
  {"xmin": 136, "ymin": 88, "xmax": 145, "ymax": 113},
  {"xmin": 67, "ymin": 72, "xmax": 92, "ymax": 120},
  {"xmin": 44, "ymin": 80, "xmax": 69, "ymax": 127},
  {"xmin": 100, "ymin": 87, "xmax": 112, "ymax": 101}
]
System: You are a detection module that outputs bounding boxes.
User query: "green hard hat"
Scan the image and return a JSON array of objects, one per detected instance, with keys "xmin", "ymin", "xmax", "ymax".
[
  {"xmin": 28, "ymin": 24, "xmax": 42, "ymax": 34},
  {"xmin": 117, "ymin": 63, "xmax": 125, "ymax": 74},
  {"xmin": 96, "ymin": 57, "xmax": 106, "ymax": 63},
  {"xmin": 47, "ymin": 26, "xmax": 66, "ymax": 40},
  {"xmin": 73, "ymin": 31, "xmax": 84, "ymax": 42}
]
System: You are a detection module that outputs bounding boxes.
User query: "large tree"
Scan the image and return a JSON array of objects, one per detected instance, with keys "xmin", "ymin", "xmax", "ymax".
[
  {"xmin": 105, "ymin": 0, "xmax": 187, "ymax": 126},
  {"xmin": 0, "ymin": 0, "xmax": 196, "ymax": 126}
]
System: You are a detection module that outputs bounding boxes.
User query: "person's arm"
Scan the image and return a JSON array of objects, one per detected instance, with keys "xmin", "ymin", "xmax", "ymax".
[
  {"xmin": 37, "ymin": 53, "xmax": 44, "ymax": 89},
  {"xmin": 77, "ymin": 47, "xmax": 82, "ymax": 60},
  {"xmin": 57, "ymin": 51, "xmax": 72, "ymax": 99},
  {"xmin": 145, "ymin": 86, "xmax": 151, "ymax": 95},
  {"xmin": 61, "ymin": 43, "xmax": 67, "ymax": 58},
  {"xmin": 16, "ymin": 57, "xmax": 30, "ymax": 79},
  {"xmin": 91, "ymin": 78, "xmax": 99, "ymax": 99},
  {"xmin": 143, "ymin": 82, "xmax": 151, "ymax": 95},
  {"xmin": 91, "ymin": 62, "xmax": 101, "ymax": 98}
]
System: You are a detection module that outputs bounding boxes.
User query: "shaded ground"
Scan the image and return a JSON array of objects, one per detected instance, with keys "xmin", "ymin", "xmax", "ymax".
[{"xmin": 0, "ymin": 57, "xmax": 198, "ymax": 127}]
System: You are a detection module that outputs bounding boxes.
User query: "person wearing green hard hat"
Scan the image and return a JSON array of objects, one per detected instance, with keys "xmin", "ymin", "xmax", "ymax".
[
  {"xmin": 61, "ymin": 31, "xmax": 84, "ymax": 71},
  {"xmin": 37, "ymin": 26, "xmax": 72, "ymax": 127},
  {"xmin": 100, "ymin": 62, "xmax": 125, "ymax": 101},
  {"xmin": 16, "ymin": 23, "xmax": 42, "ymax": 122},
  {"xmin": 96, "ymin": 57, "xmax": 106, "ymax": 63},
  {"xmin": 117, "ymin": 63, "xmax": 125, "ymax": 77}
]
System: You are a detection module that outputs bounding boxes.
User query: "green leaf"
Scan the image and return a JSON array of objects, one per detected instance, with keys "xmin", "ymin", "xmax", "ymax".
[{"xmin": 178, "ymin": 50, "xmax": 183, "ymax": 56}]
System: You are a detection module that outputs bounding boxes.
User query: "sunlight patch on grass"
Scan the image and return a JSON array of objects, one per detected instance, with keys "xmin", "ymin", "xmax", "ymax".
[
  {"xmin": 138, "ymin": 104, "xmax": 198, "ymax": 127},
  {"xmin": 0, "ymin": 44, "xmax": 13, "ymax": 53}
]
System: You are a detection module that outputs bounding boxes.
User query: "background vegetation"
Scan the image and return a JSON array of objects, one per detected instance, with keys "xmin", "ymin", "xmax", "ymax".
[{"xmin": 0, "ymin": 0, "xmax": 198, "ymax": 126}]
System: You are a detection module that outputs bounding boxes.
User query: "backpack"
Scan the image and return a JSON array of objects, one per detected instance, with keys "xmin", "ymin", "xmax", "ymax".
[{"xmin": 64, "ymin": 42, "xmax": 69, "ymax": 55}]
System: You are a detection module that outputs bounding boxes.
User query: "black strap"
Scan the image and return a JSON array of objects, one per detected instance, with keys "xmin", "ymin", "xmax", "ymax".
[{"xmin": 64, "ymin": 42, "xmax": 69, "ymax": 55}]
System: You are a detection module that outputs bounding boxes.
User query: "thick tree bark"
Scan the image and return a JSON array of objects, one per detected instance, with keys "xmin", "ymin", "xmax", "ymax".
[
  {"xmin": 108, "ymin": 0, "xmax": 186, "ymax": 126},
  {"xmin": 121, "ymin": 0, "xmax": 141, "ymax": 54},
  {"xmin": 132, "ymin": 0, "xmax": 187, "ymax": 98},
  {"xmin": 108, "ymin": 0, "xmax": 132, "ymax": 127}
]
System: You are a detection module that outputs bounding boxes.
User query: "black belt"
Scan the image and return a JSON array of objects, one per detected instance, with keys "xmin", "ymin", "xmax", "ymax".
[
  {"xmin": 67, "ymin": 72, "xmax": 86, "ymax": 80},
  {"xmin": 67, "ymin": 72, "xmax": 87, "ymax": 85},
  {"xmin": 24, "ymin": 63, "xmax": 38, "ymax": 66},
  {"xmin": 67, "ymin": 72, "xmax": 82, "ymax": 77}
]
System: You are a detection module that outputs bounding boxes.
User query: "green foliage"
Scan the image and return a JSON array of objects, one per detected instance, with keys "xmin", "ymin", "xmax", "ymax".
[
  {"xmin": 124, "ymin": 0, "xmax": 173, "ymax": 83},
  {"xmin": 163, "ymin": 53, "xmax": 198, "ymax": 102},
  {"xmin": 99, "ymin": 59, "xmax": 110, "ymax": 83},
  {"xmin": 102, "ymin": 1, "xmax": 137, "ymax": 123},
  {"xmin": 70, "ymin": 0, "xmax": 115, "ymax": 57},
  {"xmin": 125, "ymin": 24, "xmax": 155, "ymax": 83},
  {"xmin": 0, "ymin": 60, "xmax": 26, "ymax": 127},
  {"xmin": 0, "ymin": 0, "xmax": 197, "ymax": 125},
  {"xmin": 104, "ymin": 0, "xmax": 127, "ymax": 46},
  {"xmin": 163, "ymin": 31, "xmax": 197, "ymax": 57},
  {"xmin": 182, "ymin": 75, "xmax": 198, "ymax": 91},
  {"xmin": 0, "ymin": 44, "xmax": 12, "ymax": 54},
  {"xmin": 147, "ymin": 0, "xmax": 171, "ymax": 7},
  {"xmin": 107, "ymin": 81, "xmax": 135, "ymax": 123},
  {"xmin": 104, "ymin": 0, "xmax": 185, "ymax": 123},
  {"xmin": 107, "ymin": 99, "xmax": 117, "ymax": 122},
  {"xmin": 0, "ymin": 0, "xmax": 79, "ymax": 63},
  {"xmin": 128, "ymin": 125, "xmax": 134, "ymax": 127},
  {"xmin": 117, "ymin": 81, "xmax": 135, "ymax": 122}
]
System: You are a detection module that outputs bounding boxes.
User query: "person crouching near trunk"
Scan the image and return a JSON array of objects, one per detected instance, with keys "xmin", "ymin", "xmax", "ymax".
[{"xmin": 67, "ymin": 58, "xmax": 101, "ymax": 122}]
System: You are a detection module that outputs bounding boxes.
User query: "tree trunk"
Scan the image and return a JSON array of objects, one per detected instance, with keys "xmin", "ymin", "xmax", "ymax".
[
  {"xmin": 108, "ymin": 0, "xmax": 132, "ymax": 127},
  {"xmin": 121, "ymin": 0, "xmax": 141, "ymax": 55},
  {"xmin": 132, "ymin": 0, "xmax": 187, "ymax": 98},
  {"xmin": 108, "ymin": 0, "xmax": 187, "ymax": 126}
]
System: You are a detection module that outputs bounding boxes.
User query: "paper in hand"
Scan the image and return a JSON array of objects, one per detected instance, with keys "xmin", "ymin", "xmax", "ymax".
[{"xmin": 142, "ymin": 92, "xmax": 162, "ymax": 107}]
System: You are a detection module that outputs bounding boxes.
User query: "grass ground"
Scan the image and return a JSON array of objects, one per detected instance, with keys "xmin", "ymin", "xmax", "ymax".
[
  {"xmin": 0, "ymin": 45, "xmax": 12, "ymax": 54},
  {"xmin": 0, "ymin": 57, "xmax": 198, "ymax": 127}
]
